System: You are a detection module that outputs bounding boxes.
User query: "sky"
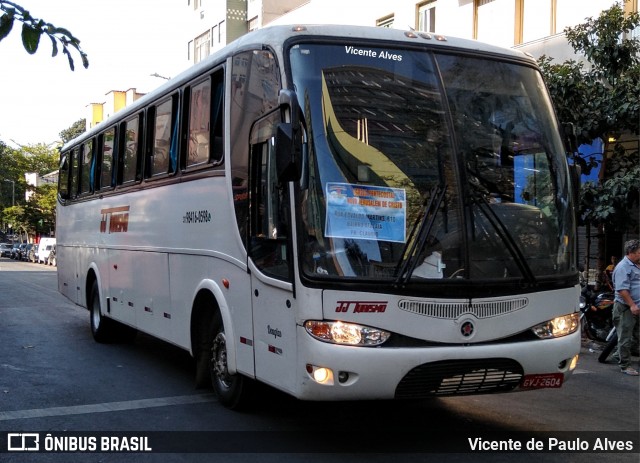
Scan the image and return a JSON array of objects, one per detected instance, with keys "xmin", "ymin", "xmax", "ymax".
[{"xmin": 0, "ymin": 0, "xmax": 185, "ymax": 147}]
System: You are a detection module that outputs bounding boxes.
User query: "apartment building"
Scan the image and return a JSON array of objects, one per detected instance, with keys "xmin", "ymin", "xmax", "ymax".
[{"xmin": 185, "ymin": 0, "xmax": 638, "ymax": 64}]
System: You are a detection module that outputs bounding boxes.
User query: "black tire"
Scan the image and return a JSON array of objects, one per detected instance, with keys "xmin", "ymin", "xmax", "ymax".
[
  {"xmin": 89, "ymin": 280, "xmax": 137, "ymax": 343},
  {"xmin": 209, "ymin": 311, "xmax": 253, "ymax": 409},
  {"xmin": 89, "ymin": 280, "xmax": 115, "ymax": 343},
  {"xmin": 598, "ymin": 332, "xmax": 618, "ymax": 363}
]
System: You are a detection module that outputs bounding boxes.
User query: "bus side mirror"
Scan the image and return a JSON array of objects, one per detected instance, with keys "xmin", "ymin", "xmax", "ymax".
[
  {"xmin": 275, "ymin": 123, "xmax": 302, "ymax": 182},
  {"xmin": 275, "ymin": 89, "xmax": 302, "ymax": 182}
]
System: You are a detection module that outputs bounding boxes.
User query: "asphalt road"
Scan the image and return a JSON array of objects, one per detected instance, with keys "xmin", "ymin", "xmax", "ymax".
[{"xmin": 0, "ymin": 257, "xmax": 638, "ymax": 463}]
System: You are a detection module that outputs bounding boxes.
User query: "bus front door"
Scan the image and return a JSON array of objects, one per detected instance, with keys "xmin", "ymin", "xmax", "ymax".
[{"xmin": 248, "ymin": 138, "xmax": 296, "ymax": 394}]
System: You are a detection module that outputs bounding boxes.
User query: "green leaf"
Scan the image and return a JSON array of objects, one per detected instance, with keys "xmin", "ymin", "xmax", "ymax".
[
  {"xmin": 80, "ymin": 52, "xmax": 89, "ymax": 69},
  {"xmin": 48, "ymin": 35, "xmax": 58, "ymax": 57},
  {"xmin": 0, "ymin": 13, "xmax": 14, "ymax": 41},
  {"xmin": 21, "ymin": 23, "xmax": 41, "ymax": 54},
  {"xmin": 62, "ymin": 46, "xmax": 75, "ymax": 71}
]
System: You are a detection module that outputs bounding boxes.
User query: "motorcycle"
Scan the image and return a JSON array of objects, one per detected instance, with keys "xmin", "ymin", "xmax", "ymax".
[
  {"xmin": 598, "ymin": 327, "xmax": 618, "ymax": 363},
  {"xmin": 579, "ymin": 287, "xmax": 615, "ymax": 343}
]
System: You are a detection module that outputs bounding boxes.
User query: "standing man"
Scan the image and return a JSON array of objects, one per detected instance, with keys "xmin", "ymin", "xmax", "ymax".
[{"xmin": 612, "ymin": 239, "xmax": 640, "ymax": 376}]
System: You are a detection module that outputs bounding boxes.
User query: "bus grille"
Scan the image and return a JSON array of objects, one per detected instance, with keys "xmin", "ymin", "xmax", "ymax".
[
  {"xmin": 398, "ymin": 298, "xmax": 528, "ymax": 319},
  {"xmin": 395, "ymin": 359, "xmax": 524, "ymax": 399}
]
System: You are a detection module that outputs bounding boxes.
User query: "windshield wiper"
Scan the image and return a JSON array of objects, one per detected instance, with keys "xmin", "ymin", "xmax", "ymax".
[
  {"xmin": 468, "ymin": 186, "xmax": 537, "ymax": 286},
  {"xmin": 394, "ymin": 184, "xmax": 446, "ymax": 287}
]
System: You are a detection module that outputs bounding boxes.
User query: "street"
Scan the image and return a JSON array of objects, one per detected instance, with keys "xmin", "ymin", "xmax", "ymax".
[{"xmin": 0, "ymin": 257, "xmax": 638, "ymax": 463}]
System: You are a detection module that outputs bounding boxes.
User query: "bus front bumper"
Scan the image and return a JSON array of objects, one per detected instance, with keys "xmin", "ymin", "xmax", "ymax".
[{"xmin": 293, "ymin": 325, "xmax": 580, "ymax": 401}]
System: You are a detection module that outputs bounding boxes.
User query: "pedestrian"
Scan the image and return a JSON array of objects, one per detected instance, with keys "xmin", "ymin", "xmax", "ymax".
[{"xmin": 611, "ymin": 239, "xmax": 640, "ymax": 376}]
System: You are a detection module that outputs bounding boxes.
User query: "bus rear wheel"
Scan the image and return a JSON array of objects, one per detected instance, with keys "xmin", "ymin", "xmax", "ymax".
[
  {"xmin": 209, "ymin": 313, "xmax": 253, "ymax": 409},
  {"xmin": 89, "ymin": 280, "xmax": 115, "ymax": 343},
  {"xmin": 89, "ymin": 280, "xmax": 136, "ymax": 343}
]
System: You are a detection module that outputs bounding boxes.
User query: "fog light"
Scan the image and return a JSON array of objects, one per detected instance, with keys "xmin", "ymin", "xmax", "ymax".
[
  {"xmin": 569, "ymin": 355, "xmax": 579, "ymax": 371},
  {"xmin": 306, "ymin": 364, "xmax": 334, "ymax": 385},
  {"xmin": 338, "ymin": 371, "xmax": 349, "ymax": 383}
]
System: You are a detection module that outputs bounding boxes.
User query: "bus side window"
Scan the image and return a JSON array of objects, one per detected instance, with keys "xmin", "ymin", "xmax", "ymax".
[
  {"xmin": 80, "ymin": 139, "xmax": 95, "ymax": 195},
  {"xmin": 186, "ymin": 71, "xmax": 223, "ymax": 169},
  {"xmin": 187, "ymin": 78, "xmax": 211, "ymax": 167},
  {"xmin": 100, "ymin": 126, "xmax": 117, "ymax": 190},
  {"xmin": 58, "ymin": 152, "xmax": 70, "ymax": 200},
  {"xmin": 70, "ymin": 147, "xmax": 79, "ymax": 198},
  {"xmin": 211, "ymin": 70, "xmax": 224, "ymax": 164},
  {"xmin": 121, "ymin": 115, "xmax": 141, "ymax": 184},
  {"xmin": 148, "ymin": 94, "xmax": 179, "ymax": 177}
]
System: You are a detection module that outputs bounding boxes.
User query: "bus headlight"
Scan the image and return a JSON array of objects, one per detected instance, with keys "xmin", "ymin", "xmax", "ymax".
[
  {"xmin": 531, "ymin": 313, "xmax": 580, "ymax": 339},
  {"xmin": 304, "ymin": 320, "xmax": 390, "ymax": 346}
]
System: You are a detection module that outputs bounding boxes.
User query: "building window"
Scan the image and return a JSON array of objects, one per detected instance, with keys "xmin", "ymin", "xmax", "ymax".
[
  {"xmin": 194, "ymin": 30, "xmax": 211, "ymax": 64},
  {"xmin": 248, "ymin": 16, "xmax": 258, "ymax": 32},
  {"xmin": 219, "ymin": 20, "xmax": 226, "ymax": 44},
  {"xmin": 376, "ymin": 14, "xmax": 394, "ymax": 28},
  {"xmin": 418, "ymin": 1, "xmax": 436, "ymax": 33},
  {"xmin": 553, "ymin": 0, "xmax": 614, "ymax": 34},
  {"xmin": 475, "ymin": 0, "xmax": 515, "ymax": 46}
]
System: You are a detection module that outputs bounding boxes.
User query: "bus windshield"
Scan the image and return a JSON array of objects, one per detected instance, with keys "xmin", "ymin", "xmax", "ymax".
[{"xmin": 289, "ymin": 42, "xmax": 574, "ymax": 284}]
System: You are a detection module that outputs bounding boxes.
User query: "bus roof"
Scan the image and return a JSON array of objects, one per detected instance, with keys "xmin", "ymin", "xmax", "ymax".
[{"xmin": 63, "ymin": 24, "xmax": 534, "ymax": 151}]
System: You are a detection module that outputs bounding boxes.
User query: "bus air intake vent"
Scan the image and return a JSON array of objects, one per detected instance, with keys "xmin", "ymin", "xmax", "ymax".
[
  {"xmin": 395, "ymin": 359, "xmax": 523, "ymax": 399},
  {"xmin": 398, "ymin": 298, "xmax": 528, "ymax": 319}
]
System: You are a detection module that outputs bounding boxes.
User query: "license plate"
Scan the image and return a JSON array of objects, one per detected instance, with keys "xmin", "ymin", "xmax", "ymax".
[{"xmin": 519, "ymin": 373, "xmax": 564, "ymax": 389}]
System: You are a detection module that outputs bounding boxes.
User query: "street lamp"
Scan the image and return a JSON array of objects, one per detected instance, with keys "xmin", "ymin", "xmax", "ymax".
[
  {"xmin": 150, "ymin": 72, "xmax": 170, "ymax": 80},
  {"xmin": 4, "ymin": 179, "xmax": 14, "ymax": 206}
]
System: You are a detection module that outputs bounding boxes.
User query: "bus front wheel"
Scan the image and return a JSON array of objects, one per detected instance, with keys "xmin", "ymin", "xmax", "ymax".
[{"xmin": 209, "ymin": 313, "xmax": 253, "ymax": 409}]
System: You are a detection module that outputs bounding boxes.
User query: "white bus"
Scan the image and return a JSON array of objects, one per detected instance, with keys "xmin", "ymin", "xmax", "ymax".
[{"xmin": 57, "ymin": 25, "xmax": 581, "ymax": 409}]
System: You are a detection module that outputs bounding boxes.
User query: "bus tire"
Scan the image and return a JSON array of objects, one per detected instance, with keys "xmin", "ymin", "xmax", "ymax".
[
  {"xmin": 89, "ymin": 280, "xmax": 115, "ymax": 343},
  {"xmin": 210, "ymin": 311, "xmax": 253, "ymax": 409},
  {"xmin": 89, "ymin": 280, "xmax": 137, "ymax": 343}
]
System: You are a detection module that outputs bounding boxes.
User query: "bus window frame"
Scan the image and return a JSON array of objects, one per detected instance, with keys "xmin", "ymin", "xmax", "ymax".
[
  {"xmin": 119, "ymin": 113, "xmax": 144, "ymax": 186},
  {"xmin": 146, "ymin": 92, "xmax": 180, "ymax": 180},
  {"xmin": 58, "ymin": 150, "xmax": 70, "ymax": 201},
  {"xmin": 182, "ymin": 67, "xmax": 226, "ymax": 174},
  {"xmin": 98, "ymin": 125, "xmax": 118, "ymax": 192},
  {"xmin": 78, "ymin": 139, "xmax": 96, "ymax": 197},
  {"xmin": 69, "ymin": 146, "xmax": 80, "ymax": 199}
]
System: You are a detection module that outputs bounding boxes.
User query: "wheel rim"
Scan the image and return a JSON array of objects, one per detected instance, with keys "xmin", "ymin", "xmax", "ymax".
[{"xmin": 211, "ymin": 332, "xmax": 233, "ymax": 389}]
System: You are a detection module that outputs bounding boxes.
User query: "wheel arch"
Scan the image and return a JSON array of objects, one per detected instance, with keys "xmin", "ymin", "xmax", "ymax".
[
  {"xmin": 84, "ymin": 264, "xmax": 102, "ymax": 311},
  {"xmin": 189, "ymin": 280, "xmax": 237, "ymax": 374}
]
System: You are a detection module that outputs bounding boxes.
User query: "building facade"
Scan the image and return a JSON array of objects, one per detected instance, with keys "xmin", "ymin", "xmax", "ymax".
[{"xmin": 182, "ymin": 0, "xmax": 637, "ymax": 64}]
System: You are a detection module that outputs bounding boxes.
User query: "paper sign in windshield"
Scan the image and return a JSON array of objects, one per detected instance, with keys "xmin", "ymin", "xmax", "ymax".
[{"xmin": 325, "ymin": 183, "xmax": 406, "ymax": 243}]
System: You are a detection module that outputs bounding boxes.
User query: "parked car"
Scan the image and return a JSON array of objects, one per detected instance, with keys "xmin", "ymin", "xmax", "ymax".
[
  {"xmin": 0, "ymin": 243, "xmax": 12, "ymax": 257},
  {"xmin": 16, "ymin": 243, "xmax": 27, "ymax": 260},
  {"xmin": 22, "ymin": 243, "xmax": 35, "ymax": 262},
  {"xmin": 10, "ymin": 243, "xmax": 21, "ymax": 259},
  {"xmin": 37, "ymin": 238, "xmax": 56, "ymax": 264},
  {"xmin": 47, "ymin": 244, "xmax": 56, "ymax": 266}
]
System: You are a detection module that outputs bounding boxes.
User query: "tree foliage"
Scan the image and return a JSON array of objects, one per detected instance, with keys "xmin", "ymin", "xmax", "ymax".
[
  {"xmin": 538, "ymin": 1, "xmax": 640, "ymax": 231},
  {"xmin": 0, "ymin": 0, "xmax": 88, "ymax": 70},
  {"xmin": 0, "ymin": 141, "xmax": 58, "ymax": 238},
  {"xmin": 59, "ymin": 118, "xmax": 86, "ymax": 145}
]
